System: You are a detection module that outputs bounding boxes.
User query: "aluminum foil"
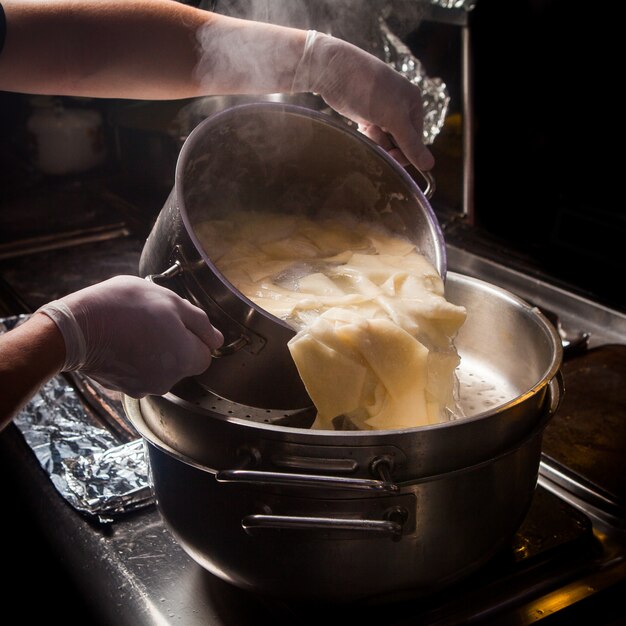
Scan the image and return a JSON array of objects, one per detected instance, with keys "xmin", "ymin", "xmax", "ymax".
[
  {"xmin": 62, "ymin": 439, "xmax": 153, "ymax": 519},
  {"xmin": 379, "ymin": 17, "xmax": 450, "ymax": 145},
  {"xmin": 2, "ymin": 315, "xmax": 154, "ymax": 523},
  {"xmin": 430, "ymin": 0, "xmax": 476, "ymax": 10}
]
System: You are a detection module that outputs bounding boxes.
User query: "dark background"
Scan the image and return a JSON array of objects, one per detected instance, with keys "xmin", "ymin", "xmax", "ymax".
[
  {"xmin": 2, "ymin": 0, "xmax": 624, "ymax": 310},
  {"xmin": 410, "ymin": 0, "xmax": 625, "ymax": 311},
  {"xmin": 0, "ymin": 1, "xmax": 624, "ymax": 623},
  {"xmin": 468, "ymin": 0, "xmax": 625, "ymax": 310}
]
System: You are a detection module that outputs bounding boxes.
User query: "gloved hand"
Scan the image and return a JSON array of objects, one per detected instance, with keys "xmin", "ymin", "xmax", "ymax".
[
  {"xmin": 292, "ymin": 30, "xmax": 434, "ymax": 172},
  {"xmin": 37, "ymin": 275, "xmax": 224, "ymax": 398}
]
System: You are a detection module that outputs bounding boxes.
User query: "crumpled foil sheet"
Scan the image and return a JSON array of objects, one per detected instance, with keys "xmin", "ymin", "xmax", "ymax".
[
  {"xmin": 430, "ymin": 0, "xmax": 476, "ymax": 10},
  {"xmin": 2, "ymin": 315, "xmax": 154, "ymax": 523},
  {"xmin": 379, "ymin": 17, "xmax": 450, "ymax": 145},
  {"xmin": 62, "ymin": 439, "xmax": 153, "ymax": 519}
]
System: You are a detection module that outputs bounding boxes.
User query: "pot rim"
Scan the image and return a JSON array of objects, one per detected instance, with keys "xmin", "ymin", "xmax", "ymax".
[
  {"xmin": 157, "ymin": 271, "xmax": 564, "ymax": 438},
  {"xmin": 124, "ymin": 372, "xmax": 561, "ymax": 482}
]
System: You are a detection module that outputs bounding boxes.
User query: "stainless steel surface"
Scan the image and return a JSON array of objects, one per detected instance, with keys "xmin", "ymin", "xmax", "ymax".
[
  {"xmin": 0, "ymin": 222, "xmax": 131, "ymax": 260},
  {"xmin": 147, "ymin": 261, "xmax": 251, "ymax": 359},
  {"xmin": 177, "ymin": 102, "xmax": 447, "ymax": 277},
  {"xmin": 447, "ymin": 245, "xmax": 626, "ymax": 347},
  {"xmin": 174, "ymin": 93, "xmax": 326, "ymax": 141},
  {"xmin": 241, "ymin": 513, "xmax": 403, "ymax": 537},
  {"xmin": 7, "ymin": 398, "xmax": 621, "ymax": 626},
  {"xmin": 2, "ymin": 234, "xmax": 625, "ymax": 624},
  {"xmin": 446, "ymin": 243, "xmax": 626, "ymax": 615},
  {"xmin": 136, "ymin": 392, "xmax": 555, "ymax": 601},
  {"xmin": 416, "ymin": 167, "xmax": 436, "ymax": 199},
  {"xmin": 215, "ymin": 468, "xmax": 398, "ymax": 492},
  {"xmin": 0, "ymin": 8, "xmax": 621, "ymax": 617},
  {"xmin": 131, "ymin": 272, "xmax": 562, "ymax": 484},
  {"xmin": 121, "ymin": 262, "xmax": 564, "ymax": 601},
  {"xmin": 111, "ymin": 94, "xmax": 328, "ymax": 192},
  {"xmin": 139, "ymin": 103, "xmax": 447, "ymax": 411},
  {"xmin": 461, "ymin": 23, "xmax": 475, "ymax": 223}
]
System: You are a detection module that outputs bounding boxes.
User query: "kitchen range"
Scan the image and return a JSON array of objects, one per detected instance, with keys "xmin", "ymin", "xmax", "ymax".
[
  {"xmin": 1, "ymin": 172, "xmax": 625, "ymax": 625},
  {"xmin": 1, "ymin": 2, "xmax": 625, "ymax": 626}
]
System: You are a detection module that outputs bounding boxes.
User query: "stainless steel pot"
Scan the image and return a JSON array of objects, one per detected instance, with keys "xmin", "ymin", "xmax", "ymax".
[
  {"xmin": 139, "ymin": 102, "xmax": 442, "ymax": 411},
  {"xmin": 124, "ymin": 375, "xmax": 562, "ymax": 601},
  {"xmin": 128, "ymin": 273, "xmax": 563, "ymax": 475},
  {"xmin": 123, "ymin": 272, "xmax": 564, "ymax": 600}
]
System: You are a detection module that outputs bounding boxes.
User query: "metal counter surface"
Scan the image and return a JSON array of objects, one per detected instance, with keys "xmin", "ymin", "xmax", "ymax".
[
  {"xmin": 0, "ymin": 230, "xmax": 272, "ymax": 625},
  {"xmin": 2, "ymin": 233, "xmax": 626, "ymax": 625},
  {"xmin": 0, "ymin": 422, "xmax": 274, "ymax": 626},
  {"xmin": 5, "ymin": 414, "xmax": 624, "ymax": 626}
]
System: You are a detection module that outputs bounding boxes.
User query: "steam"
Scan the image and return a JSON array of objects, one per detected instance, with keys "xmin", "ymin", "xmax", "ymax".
[
  {"xmin": 188, "ymin": 1, "xmax": 446, "ymax": 143},
  {"xmin": 207, "ymin": 0, "xmax": 426, "ymax": 53},
  {"xmin": 193, "ymin": 0, "xmax": 428, "ymax": 94},
  {"xmin": 207, "ymin": 0, "xmax": 312, "ymax": 28},
  {"xmin": 190, "ymin": 1, "xmax": 425, "ymax": 103}
]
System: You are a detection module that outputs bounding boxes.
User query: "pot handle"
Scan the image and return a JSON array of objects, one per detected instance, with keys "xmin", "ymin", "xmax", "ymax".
[
  {"xmin": 545, "ymin": 371, "xmax": 564, "ymax": 417},
  {"xmin": 144, "ymin": 259, "xmax": 184, "ymax": 284},
  {"xmin": 144, "ymin": 261, "xmax": 250, "ymax": 359},
  {"xmin": 241, "ymin": 511, "xmax": 405, "ymax": 538},
  {"xmin": 216, "ymin": 468, "xmax": 398, "ymax": 492},
  {"xmin": 415, "ymin": 168, "xmax": 436, "ymax": 199}
]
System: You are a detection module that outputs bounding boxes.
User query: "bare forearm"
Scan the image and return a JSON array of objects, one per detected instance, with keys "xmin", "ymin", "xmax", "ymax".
[
  {"xmin": 193, "ymin": 13, "xmax": 306, "ymax": 96},
  {"xmin": 0, "ymin": 313, "xmax": 65, "ymax": 430},
  {"xmin": 0, "ymin": 0, "xmax": 306, "ymax": 99}
]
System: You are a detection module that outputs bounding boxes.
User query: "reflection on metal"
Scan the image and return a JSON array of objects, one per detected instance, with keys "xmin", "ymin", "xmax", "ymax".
[
  {"xmin": 430, "ymin": 0, "xmax": 476, "ymax": 10},
  {"xmin": 462, "ymin": 23, "xmax": 475, "ymax": 223},
  {"xmin": 0, "ymin": 223, "xmax": 130, "ymax": 261},
  {"xmin": 380, "ymin": 17, "xmax": 450, "ymax": 146},
  {"xmin": 521, "ymin": 560, "xmax": 626, "ymax": 621},
  {"xmin": 210, "ymin": 334, "xmax": 249, "ymax": 358}
]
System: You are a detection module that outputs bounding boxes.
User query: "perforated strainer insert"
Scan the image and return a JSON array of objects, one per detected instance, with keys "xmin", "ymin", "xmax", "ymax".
[{"xmin": 169, "ymin": 379, "xmax": 317, "ymax": 428}]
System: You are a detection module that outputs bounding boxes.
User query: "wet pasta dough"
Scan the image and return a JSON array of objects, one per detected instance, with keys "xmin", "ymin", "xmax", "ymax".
[{"xmin": 196, "ymin": 210, "xmax": 467, "ymax": 430}]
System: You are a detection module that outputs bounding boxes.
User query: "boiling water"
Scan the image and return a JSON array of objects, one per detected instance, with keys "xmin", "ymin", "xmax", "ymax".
[{"xmin": 197, "ymin": 210, "xmax": 467, "ymax": 429}]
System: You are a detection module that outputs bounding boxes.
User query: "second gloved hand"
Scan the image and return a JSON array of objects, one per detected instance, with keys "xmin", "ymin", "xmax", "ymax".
[
  {"xmin": 37, "ymin": 275, "xmax": 224, "ymax": 398},
  {"xmin": 292, "ymin": 31, "xmax": 435, "ymax": 172}
]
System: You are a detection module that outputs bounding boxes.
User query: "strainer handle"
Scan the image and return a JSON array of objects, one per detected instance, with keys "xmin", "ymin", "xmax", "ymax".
[{"xmin": 415, "ymin": 168, "xmax": 436, "ymax": 199}]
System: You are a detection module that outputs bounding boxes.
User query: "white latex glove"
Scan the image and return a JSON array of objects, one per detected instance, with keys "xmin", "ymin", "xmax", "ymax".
[
  {"xmin": 292, "ymin": 31, "xmax": 435, "ymax": 172},
  {"xmin": 37, "ymin": 276, "xmax": 224, "ymax": 398}
]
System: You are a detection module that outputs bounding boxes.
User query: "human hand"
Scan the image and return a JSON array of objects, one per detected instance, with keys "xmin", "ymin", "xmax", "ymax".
[
  {"xmin": 37, "ymin": 275, "xmax": 223, "ymax": 398},
  {"xmin": 292, "ymin": 31, "xmax": 435, "ymax": 172}
]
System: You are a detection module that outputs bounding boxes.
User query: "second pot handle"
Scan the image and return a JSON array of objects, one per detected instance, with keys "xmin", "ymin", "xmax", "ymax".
[
  {"xmin": 216, "ymin": 468, "xmax": 398, "ymax": 492},
  {"xmin": 416, "ymin": 168, "xmax": 436, "ymax": 199},
  {"xmin": 241, "ymin": 512, "xmax": 404, "ymax": 538}
]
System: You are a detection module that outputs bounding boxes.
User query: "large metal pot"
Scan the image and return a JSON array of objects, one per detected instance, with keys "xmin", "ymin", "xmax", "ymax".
[
  {"xmin": 139, "ymin": 103, "xmax": 443, "ymax": 411},
  {"xmin": 124, "ymin": 375, "xmax": 562, "ymax": 602},
  {"xmin": 123, "ymin": 272, "xmax": 564, "ymax": 600},
  {"xmin": 129, "ymin": 272, "xmax": 563, "ymax": 474}
]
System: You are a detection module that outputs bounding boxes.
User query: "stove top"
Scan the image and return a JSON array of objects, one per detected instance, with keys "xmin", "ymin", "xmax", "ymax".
[
  {"xmin": 243, "ymin": 486, "xmax": 597, "ymax": 625},
  {"xmin": 0, "ymin": 189, "xmax": 625, "ymax": 625}
]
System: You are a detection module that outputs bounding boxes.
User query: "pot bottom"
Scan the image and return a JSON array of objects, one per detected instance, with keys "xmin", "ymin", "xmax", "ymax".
[
  {"xmin": 147, "ymin": 431, "xmax": 542, "ymax": 602},
  {"xmin": 176, "ymin": 524, "xmax": 515, "ymax": 604}
]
